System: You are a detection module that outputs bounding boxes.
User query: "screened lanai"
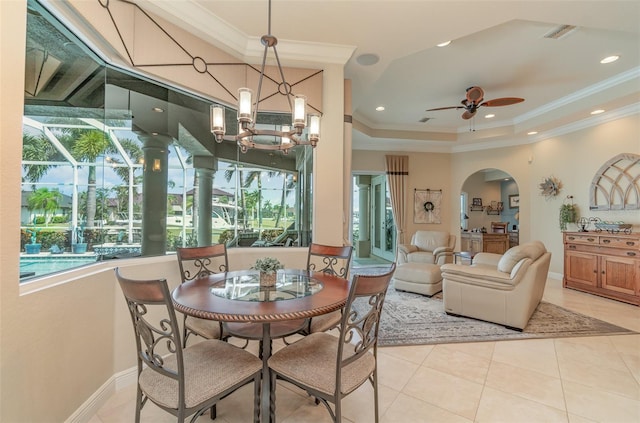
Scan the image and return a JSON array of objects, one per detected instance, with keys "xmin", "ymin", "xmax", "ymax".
[{"xmin": 20, "ymin": 0, "xmax": 314, "ymax": 279}]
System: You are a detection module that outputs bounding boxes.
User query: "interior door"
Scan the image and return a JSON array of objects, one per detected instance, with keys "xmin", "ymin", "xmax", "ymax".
[{"xmin": 371, "ymin": 175, "xmax": 396, "ymax": 261}]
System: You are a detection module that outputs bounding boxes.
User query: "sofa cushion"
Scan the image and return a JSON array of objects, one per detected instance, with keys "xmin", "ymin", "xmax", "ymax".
[
  {"xmin": 413, "ymin": 231, "xmax": 449, "ymax": 252},
  {"xmin": 497, "ymin": 241, "xmax": 546, "ymax": 273},
  {"xmin": 408, "ymin": 251, "xmax": 436, "ymax": 263}
]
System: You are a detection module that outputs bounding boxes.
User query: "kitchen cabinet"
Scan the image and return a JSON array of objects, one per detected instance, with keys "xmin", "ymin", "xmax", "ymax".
[
  {"xmin": 460, "ymin": 232, "xmax": 509, "ymax": 255},
  {"xmin": 563, "ymin": 232, "xmax": 639, "ymax": 306}
]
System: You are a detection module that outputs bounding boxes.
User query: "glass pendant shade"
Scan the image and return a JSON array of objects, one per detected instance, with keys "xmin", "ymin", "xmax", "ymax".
[
  {"xmin": 293, "ymin": 95, "xmax": 306, "ymax": 129},
  {"xmin": 309, "ymin": 114, "xmax": 320, "ymax": 142},
  {"xmin": 210, "ymin": 105, "xmax": 225, "ymax": 141},
  {"xmin": 238, "ymin": 88, "xmax": 253, "ymax": 124}
]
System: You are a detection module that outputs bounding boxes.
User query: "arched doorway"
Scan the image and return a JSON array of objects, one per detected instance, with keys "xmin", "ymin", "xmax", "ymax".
[{"xmin": 460, "ymin": 168, "xmax": 519, "ymax": 251}]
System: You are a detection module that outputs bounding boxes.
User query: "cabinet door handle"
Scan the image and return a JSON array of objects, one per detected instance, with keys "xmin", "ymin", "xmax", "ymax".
[
  {"xmin": 587, "ymin": 238, "xmax": 595, "ymax": 242},
  {"xmin": 627, "ymin": 241, "xmax": 635, "ymax": 246},
  {"xmin": 568, "ymin": 236, "xmax": 575, "ymax": 240},
  {"xmin": 627, "ymin": 252, "xmax": 637, "ymax": 257},
  {"xmin": 569, "ymin": 245, "xmax": 576, "ymax": 250},
  {"xmin": 593, "ymin": 269, "xmax": 598, "ymax": 273},
  {"xmin": 602, "ymin": 270, "xmax": 605, "ymax": 274},
  {"xmin": 602, "ymin": 239, "xmax": 611, "ymax": 244}
]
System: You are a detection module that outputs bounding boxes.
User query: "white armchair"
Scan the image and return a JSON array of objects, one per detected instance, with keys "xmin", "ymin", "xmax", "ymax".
[
  {"xmin": 440, "ymin": 241, "xmax": 551, "ymax": 330},
  {"xmin": 397, "ymin": 230, "xmax": 456, "ymax": 265}
]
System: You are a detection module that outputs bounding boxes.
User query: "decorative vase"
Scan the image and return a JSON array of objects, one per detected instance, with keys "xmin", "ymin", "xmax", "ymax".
[
  {"xmin": 260, "ymin": 272, "xmax": 277, "ymax": 287},
  {"xmin": 72, "ymin": 243, "xmax": 88, "ymax": 254},
  {"xmin": 25, "ymin": 243, "xmax": 41, "ymax": 254}
]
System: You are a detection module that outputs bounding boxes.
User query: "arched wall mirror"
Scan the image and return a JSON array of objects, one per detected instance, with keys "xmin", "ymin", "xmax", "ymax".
[{"xmin": 460, "ymin": 168, "xmax": 520, "ymax": 254}]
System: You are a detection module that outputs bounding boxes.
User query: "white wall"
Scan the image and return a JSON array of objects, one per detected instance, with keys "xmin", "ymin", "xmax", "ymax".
[{"xmin": 451, "ymin": 117, "xmax": 640, "ymax": 274}]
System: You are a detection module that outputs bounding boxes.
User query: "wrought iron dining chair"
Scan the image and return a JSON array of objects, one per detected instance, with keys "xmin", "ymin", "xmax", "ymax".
[
  {"xmin": 114, "ymin": 268, "xmax": 262, "ymax": 423},
  {"xmin": 176, "ymin": 245, "xmax": 228, "ymax": 346},
  {"xmin": 302, "ymin": 243, "xmax": 353, "ymax": 334},
  {"xmin": 268, "ymin": 263, "xmax": 396, "ymax": 423}
]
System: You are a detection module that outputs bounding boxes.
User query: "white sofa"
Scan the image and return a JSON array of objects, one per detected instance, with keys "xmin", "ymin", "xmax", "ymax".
[
  {"xmin": 397, "ymin": 230, "xmax": 455, "ymax": 265},
  {"xmin": 440, "ymin": 241, "xmax": 551, "ymax": 330}
]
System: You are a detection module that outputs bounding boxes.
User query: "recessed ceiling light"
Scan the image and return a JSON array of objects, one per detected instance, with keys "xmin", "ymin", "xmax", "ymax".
[
  {"xmin": 591, "ymin": 109, "xmax": 605, "ymax": 115},
  {"xmin": 152, "ymin": 107, "xmax": 164, "ymax": 113},
  {"xmin": 375, "ymin": 106, "xmax": 385, "ymax": 112},
  {"xmin": 151, "ymin": 132, "xmax": 159, "ymax": 135},
  {"xmin": 527, "ymin": 131, "xmax": 538, "ymax": 135},
  {"xmin": 600, "ymin": 55, "xmax": 619, "ymax": 64},
  {"xmin": 356, "ymin": 53, "xmax": 380, "ymax": 66},
  {"xmin": 484, "ymin": 114, "xmax": 495, "ymax": 118},
  {"xmin": 436, "ymin": 41, "xmax": 451, "ymax": 47}
]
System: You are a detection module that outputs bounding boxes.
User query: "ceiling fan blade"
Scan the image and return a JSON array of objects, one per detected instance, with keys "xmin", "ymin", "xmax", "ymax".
[
  {"xmin": 425, "ymin": 106, "xmax": 464, "ymax": 111},
  {"xmin": 462, "ymin": 110, "xmax": 476, "ymax": 120},
  {"xmin": 481, "ymin": 97, "xmax": 525, "ymax": 107}
]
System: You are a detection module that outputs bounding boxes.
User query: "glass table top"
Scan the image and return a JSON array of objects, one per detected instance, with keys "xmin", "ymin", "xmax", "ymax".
[{"xmin": 210, "ymin": 271, "xmax": 323, "ymax": 302}]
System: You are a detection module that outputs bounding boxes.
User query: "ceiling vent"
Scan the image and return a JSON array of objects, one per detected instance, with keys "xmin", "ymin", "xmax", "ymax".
[{"xmin": 544, "ymin": 24, "xmax": 577, "ymax": 40}]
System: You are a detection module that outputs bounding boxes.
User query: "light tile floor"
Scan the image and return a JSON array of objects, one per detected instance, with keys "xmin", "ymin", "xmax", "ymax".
[{"xmin": 92, "ymin": 278, "xmax": 640, "ymax": 422}]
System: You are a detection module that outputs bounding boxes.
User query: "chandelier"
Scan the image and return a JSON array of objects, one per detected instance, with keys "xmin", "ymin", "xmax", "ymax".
[{"xmin": 210, "ymin": 0, "xmax": 320, "ymax": 154}]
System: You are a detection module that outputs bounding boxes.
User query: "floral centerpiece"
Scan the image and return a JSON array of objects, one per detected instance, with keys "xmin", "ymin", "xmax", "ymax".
[{"xmin": 251, "ymin": 257, "xmax": 283, "ymax": 287}]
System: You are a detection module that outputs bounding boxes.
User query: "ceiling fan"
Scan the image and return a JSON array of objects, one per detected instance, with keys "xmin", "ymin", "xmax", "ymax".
[{"xmin": 426, "ymin": 86, "xmax": 524, "ymax": 120}]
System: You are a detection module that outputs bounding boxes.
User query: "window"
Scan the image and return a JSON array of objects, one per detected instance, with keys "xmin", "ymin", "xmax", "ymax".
[{"xmin": 20, "ymin": 0, "xmax": 313, "ymax": 280}]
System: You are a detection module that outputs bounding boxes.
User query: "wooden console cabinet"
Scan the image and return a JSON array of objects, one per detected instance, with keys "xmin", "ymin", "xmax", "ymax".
[
  {"xmin": 563, "ymin": 232, "xmax": 640, "ymax": 306},
  {"xmin": 460, "ymin": 232, "xmax": 509, "ymax": 255}
]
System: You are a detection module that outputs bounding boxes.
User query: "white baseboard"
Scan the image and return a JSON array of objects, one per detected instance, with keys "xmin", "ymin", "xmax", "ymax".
[
  {"xmin": 548, "ymin": 271, "xmax": 563, "ymax": 281},
  {"xmin": 65, "ymin": 366, "xmax": 137, "ymax": 423}
]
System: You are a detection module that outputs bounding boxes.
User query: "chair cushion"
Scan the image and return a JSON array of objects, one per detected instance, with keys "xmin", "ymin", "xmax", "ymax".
[
  {"xmin": 268, "ymin": 332, "xmax": 375, "ymax": 396},
  {"xmin": 497, "ymin": 241, "xmax": 546, "ymax": 273},
  {"xmin": 412, "ymin": 231, "xmax": 450, "ymax": 252},
  {"xmin": 139, "ymin": 340, "xmax": 261, "ymax": 409},
  {"xmin": 310, "ymin": 310, "xmax": 342, "ymax": 333},
  {"xmin": 407, "ymin": 251, "xmax": 436, "ymax": 263},
  {"xmin": 185, "ymin": 316, "xmax": 222, "ymax": 339}
]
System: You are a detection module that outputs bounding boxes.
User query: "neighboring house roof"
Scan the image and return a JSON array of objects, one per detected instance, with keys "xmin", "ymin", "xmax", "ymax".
[{"xmin": 21, "ymin": 191, "xmax": 72, "ymax": 209}]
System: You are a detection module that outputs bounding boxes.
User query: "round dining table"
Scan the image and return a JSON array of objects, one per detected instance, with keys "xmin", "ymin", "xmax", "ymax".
[{"xmin": 172, "ymin": 268, "xmax": 350, "ymax": 423}]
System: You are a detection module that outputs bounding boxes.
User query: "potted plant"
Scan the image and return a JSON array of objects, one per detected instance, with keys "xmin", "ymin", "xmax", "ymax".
[
  {"xmin": 251, "ymin": 257, "xmax": 283, "ymax": 287},
  {"xmin": 24, "ymin": 225, "xmax": 41, "ymax": 254},
  {"xmin": 559, "ymin": 203, "xmax": 577, "ymax": 231},
  {"xmin": 72, "ymin": 225, "xmax": 88, "ymax": 254}
]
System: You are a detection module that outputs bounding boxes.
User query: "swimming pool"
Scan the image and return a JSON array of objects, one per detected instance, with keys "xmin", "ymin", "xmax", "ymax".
[{"xmin": 20, "ymin": 255, "xmax": 98, "ymax": 280}]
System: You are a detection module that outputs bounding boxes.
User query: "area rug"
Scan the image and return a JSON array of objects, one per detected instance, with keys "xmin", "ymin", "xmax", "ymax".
[{"xmin": 351, "ymin": 266, "xmax": 636, "ymax": 347}]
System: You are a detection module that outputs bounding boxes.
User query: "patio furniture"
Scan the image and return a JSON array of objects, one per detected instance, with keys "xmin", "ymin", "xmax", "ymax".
[
  {"xmin": 440, "ymin": 241, "xmax": 551, "ymax": 330},
  {"xmin": 268, "ymin": 263, "xmax": 396, "ymax": 423},
  {"xmin": 176, "ymin": 244, "xmax": 228, "ymax": 346},
  {"xmin": 397, "ymin": 230, "xmax": 455, "ymax": 265},
  {"xmin": 115, "ymin": 268, "xmax": 262, "ymax": 423},
  {"xmin": 392, "ymin": 262, "xmax": 442, "ymax": 296}
]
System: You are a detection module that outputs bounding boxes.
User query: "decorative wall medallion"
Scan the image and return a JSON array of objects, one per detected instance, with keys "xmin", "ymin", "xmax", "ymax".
[{"xmin": 539, "ymin": 176, "xmax": 563, "ymax": 198}]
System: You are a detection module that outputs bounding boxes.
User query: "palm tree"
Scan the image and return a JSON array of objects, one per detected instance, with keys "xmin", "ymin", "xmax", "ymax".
[
  {"xmin": 27, "ymin": 188, "xmax": 62, "ymax": 226},
  {"xmin": 274, "ymin": 174, "xmax": 296, "ymax": 228},
  {"xmin": 22, "ymin": 128, "xmax": 142, "ymax": 229},
  {"xmin": 72, "ymin": 130, "xmax": 110, "ymax": 227}
]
